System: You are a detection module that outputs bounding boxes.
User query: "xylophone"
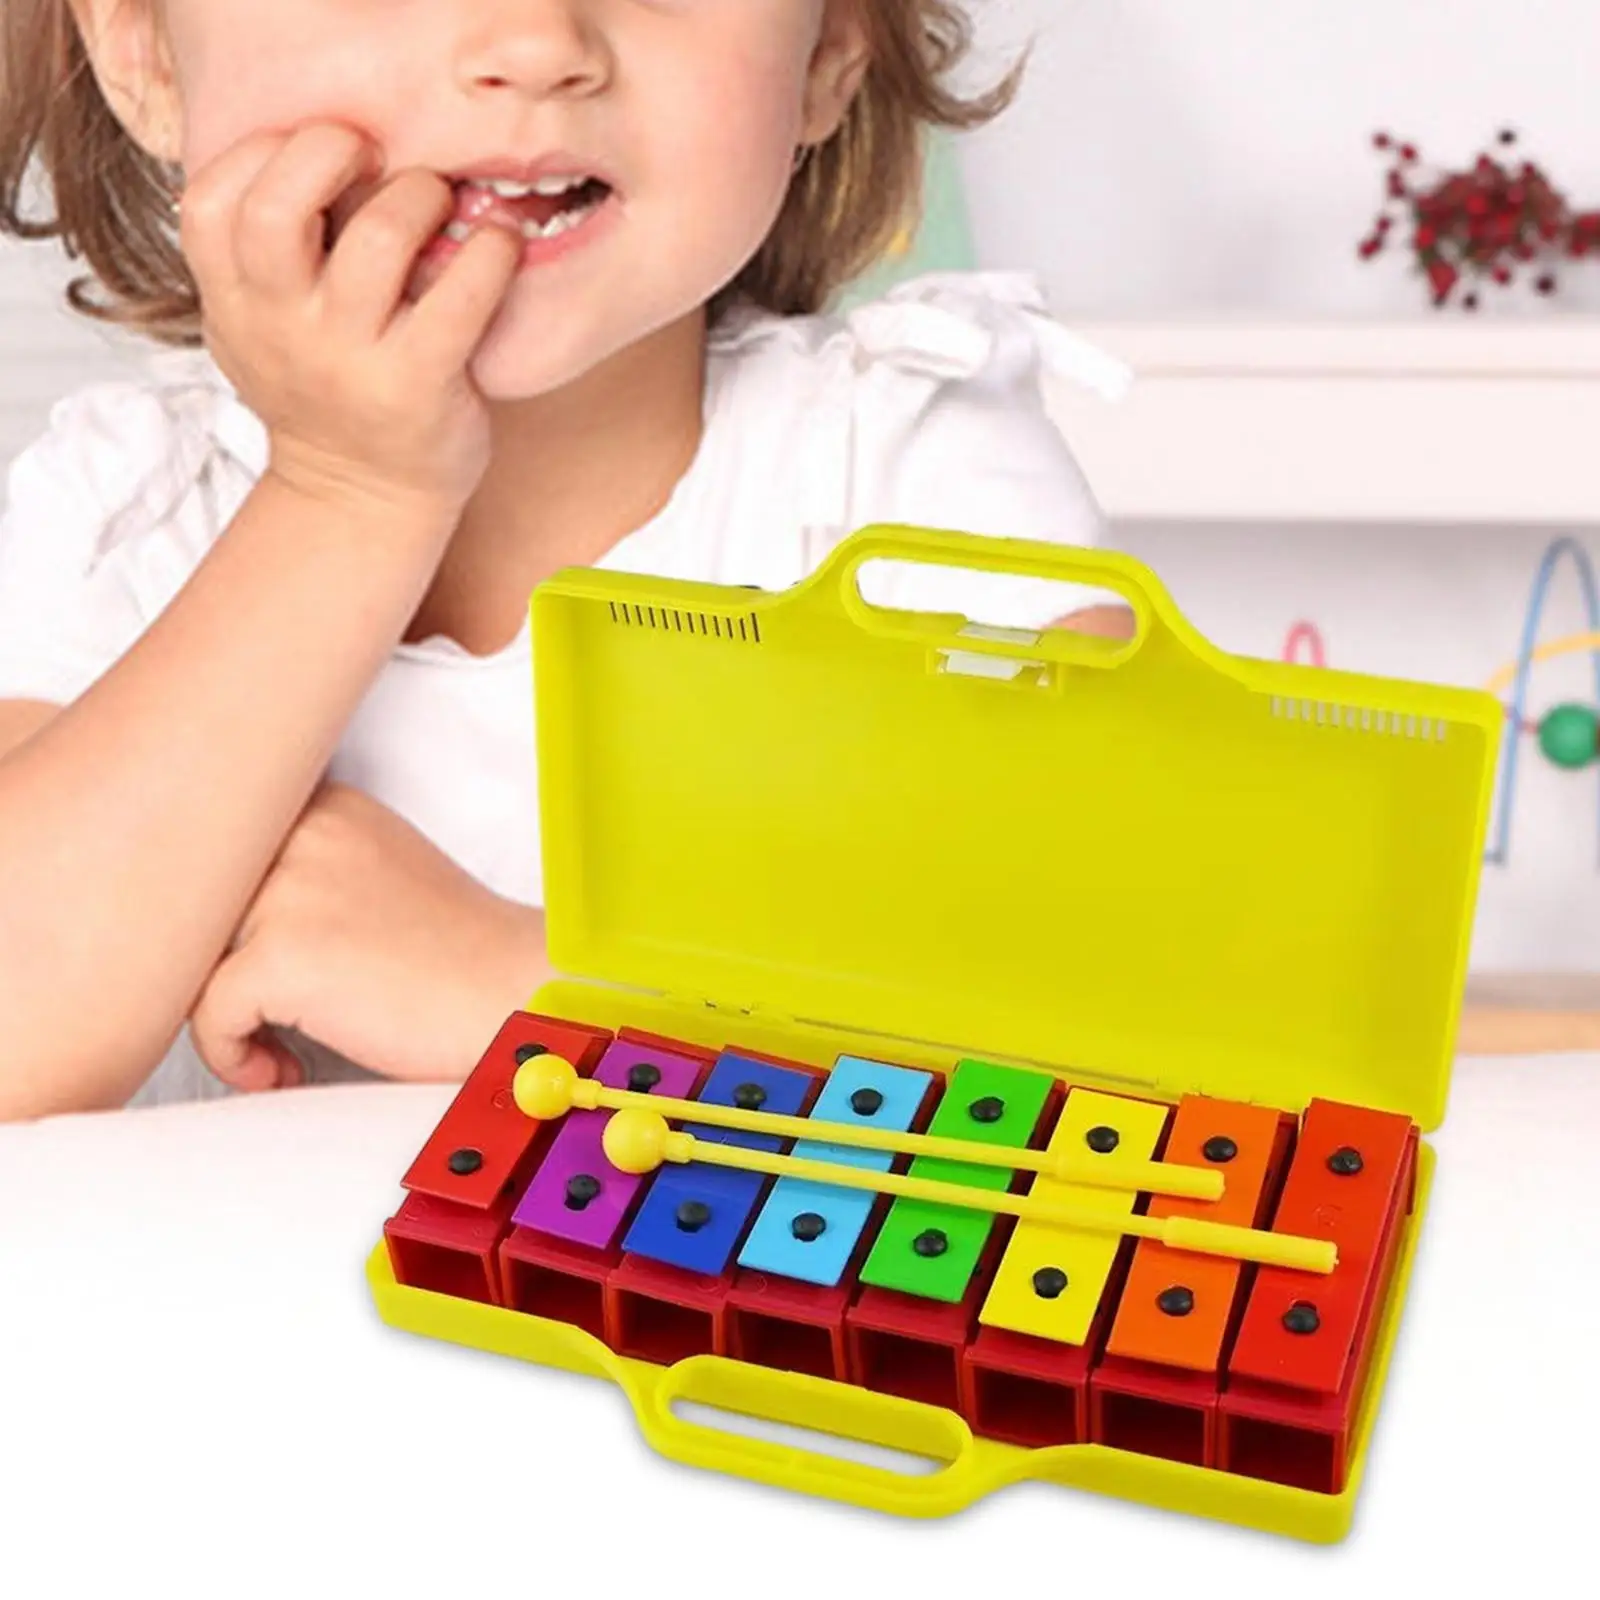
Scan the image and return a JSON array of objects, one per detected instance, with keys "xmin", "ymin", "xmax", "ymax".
[
  {"xmin": 374, "ymin": 1008, "xmax": 1419, "ymax": 1531},
  {"xmin": 368, "ymin": 523, "xmax": 1501, "ymax": 1541}
]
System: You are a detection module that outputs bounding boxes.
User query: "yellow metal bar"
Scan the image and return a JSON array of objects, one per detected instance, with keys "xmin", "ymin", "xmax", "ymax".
[
  {"xmin": 513, "ymin": 1055, "xmax": 1223, "ymax": 1202},
  {"xmin": 602, "ymin": 1109, "xmax": 1336, "ymax": 1275},
  {"xmin": 981, "ymin": 1088, "xmax": 1168, "ymax": 1345}
]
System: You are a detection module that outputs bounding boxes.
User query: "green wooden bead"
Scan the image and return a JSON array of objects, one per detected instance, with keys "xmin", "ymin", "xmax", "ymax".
[{"xmin": 1537, "ymin": 703, "xmax": 1600, "ymax": 769}]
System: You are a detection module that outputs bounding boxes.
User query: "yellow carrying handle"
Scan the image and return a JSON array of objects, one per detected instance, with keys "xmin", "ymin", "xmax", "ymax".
[
  {"xmin": 511, "ymin": 1054, "xmax": 1223, "ymax": 1203},
  {"xmin": 605, "ymin": 1110, "xmax": 1338, "ymax": 1276},
  {"xmin": 828, "ymin": 523, "xmax": 1163, "ymax": 667},
  {"xmin": 637, "ymin": 1355, "xmax": 996, "ymax": 1519}
]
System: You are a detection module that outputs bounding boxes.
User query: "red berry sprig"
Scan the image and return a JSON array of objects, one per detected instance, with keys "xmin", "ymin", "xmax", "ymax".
[{"xmin": 1360, "ymin": 128, "xmax": 1598, "ymax": 307}]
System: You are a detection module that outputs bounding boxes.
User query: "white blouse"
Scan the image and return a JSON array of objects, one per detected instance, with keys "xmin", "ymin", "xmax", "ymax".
[{"xmin": 0, "ymin": 270, "xmax": 1127, "ymax": 1104}]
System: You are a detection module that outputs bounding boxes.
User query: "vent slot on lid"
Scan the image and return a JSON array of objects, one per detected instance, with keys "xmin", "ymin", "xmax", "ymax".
[
  {"xmin": 1270, "ymin": 697, "xmax": 1448, "ymax": 741},
  {"xmin": 609, "ymin": 601, "xmax": 761, "ymax": 643}
]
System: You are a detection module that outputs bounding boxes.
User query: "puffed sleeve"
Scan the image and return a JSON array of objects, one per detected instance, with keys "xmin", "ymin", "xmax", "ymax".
[
  {"xmin": 811, "ymin": 271, "xmax": 1131, "ymax": 629},
  {"xmin": 0, "ymin": 368, "xmax": 225, "ymax": 706}
]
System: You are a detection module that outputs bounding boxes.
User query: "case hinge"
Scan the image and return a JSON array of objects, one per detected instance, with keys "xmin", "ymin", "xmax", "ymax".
[{"xmin": 669, "ymin": 992, "xmax": 790, "ymax": 1029}]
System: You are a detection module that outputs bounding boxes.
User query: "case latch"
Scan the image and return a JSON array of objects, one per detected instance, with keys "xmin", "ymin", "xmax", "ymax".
[{"xmin": 937, "ymin": 623, "xmax": 1052, "ymax": 685}]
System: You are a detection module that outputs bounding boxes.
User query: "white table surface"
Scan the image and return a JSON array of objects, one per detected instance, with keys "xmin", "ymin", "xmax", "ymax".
[{"xmin": 3, "ymin": 1055, "xmax": 1596, "ymax": 1599}]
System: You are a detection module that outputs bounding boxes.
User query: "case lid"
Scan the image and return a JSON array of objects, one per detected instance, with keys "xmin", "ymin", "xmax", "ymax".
[{"xmin": 531, "ymin": 526, "xmax": 1500, "ymax": 1131}]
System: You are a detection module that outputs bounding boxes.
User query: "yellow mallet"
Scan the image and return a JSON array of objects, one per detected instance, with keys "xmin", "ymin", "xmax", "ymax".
[
  {"xmin": 512, "ymin": 1054, "xmax": 1226, "ymax": 1204},
  {"xmin": 603, "ymin": 1108, "xmax": 1337, "ymax": 1276}
]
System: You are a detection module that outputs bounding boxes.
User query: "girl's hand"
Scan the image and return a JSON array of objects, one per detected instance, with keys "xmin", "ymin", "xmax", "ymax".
[
  {"xmin": 189, "ymin": 782, "xmax": 547, "ymax": 1091},
  {"xmin": 178, "ymin": 121, "xmax": 524, "ymax": 522},
  {"xmin": 1051, "ymin": 604, "xmax": 1137, "ymax": 638}
]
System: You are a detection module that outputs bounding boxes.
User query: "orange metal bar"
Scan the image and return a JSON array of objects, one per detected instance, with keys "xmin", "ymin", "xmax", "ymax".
[{"xmin": 1103, "ymin": 1095, "xmax": 1287, "ymax": 1372}]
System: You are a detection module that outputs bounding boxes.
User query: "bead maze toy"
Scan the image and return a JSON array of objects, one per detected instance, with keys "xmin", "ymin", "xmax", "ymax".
[
  {"xmin": 1285, "ymin": 536, "xmax": 1600, "ymax": 866},
  {"xmin": 367, "ymin": 525, "xmax": 1501, "ymax": 1542}
]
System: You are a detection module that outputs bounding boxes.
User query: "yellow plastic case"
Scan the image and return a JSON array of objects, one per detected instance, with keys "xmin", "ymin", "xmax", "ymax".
[{"xmin": 367, "ymin": 525, "xmax": 1501, "ymax": 1542}]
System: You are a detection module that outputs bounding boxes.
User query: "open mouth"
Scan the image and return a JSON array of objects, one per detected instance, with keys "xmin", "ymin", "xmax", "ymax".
[{"xmin": 443, "ymin": 173, "xmax": 614, "ymax": 244}]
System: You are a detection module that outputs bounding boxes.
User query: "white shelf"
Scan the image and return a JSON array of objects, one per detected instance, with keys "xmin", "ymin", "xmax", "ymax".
[{"xmin": 1042, "ymin": 319, "xmax": 1600, "ymax": 526}]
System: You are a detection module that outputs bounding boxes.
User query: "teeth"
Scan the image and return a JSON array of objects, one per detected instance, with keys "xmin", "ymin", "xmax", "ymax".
[
  {"xmin": 443, "ymin": 221, "xmax": 472, "ymax": 242},
  {"xmin": 519, "ymin": 195, "xmax": 603, "ymax": 240},
  {"xmin": 471, "ymin": 174, "xmax": 591, "ymax": 198}
]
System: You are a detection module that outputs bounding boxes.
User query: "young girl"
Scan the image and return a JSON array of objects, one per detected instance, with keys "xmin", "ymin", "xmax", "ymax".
[{"xmin": 0, "ymin": 0, "xmax": 1127, "ymax": 1121}]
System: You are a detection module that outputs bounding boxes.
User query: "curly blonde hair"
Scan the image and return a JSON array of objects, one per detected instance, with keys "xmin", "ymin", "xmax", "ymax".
[{"xmin": 1, "ymin": 1, "xmax": 1024, "ymax": 348}]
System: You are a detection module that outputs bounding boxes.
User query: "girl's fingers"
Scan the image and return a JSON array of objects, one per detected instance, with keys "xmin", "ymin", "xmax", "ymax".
[
  {"xmin": 395, "ymin": 219, "xmax": 524, "ymax": 379},
  {"xmin": 201, "ymin": 1039, "xmax": 278, "ymax": 1094},
  {"xmin": 318, "ymin": 169, "xmax": 461, "ymax": 339},
  {"xmin": 189, "ymin": 945, "xmax": 299, "ymax": 1091},
  {"xmin": 258, "ymin": 1034, "xmax": 306, "ymax": 1090},
  {"xmin": 177, "ymin": 128, "xmax": 295, "ymax": 303},
  {"xmin": 229, "ymin": 123, "xmax": 385, "ymax": 302}
]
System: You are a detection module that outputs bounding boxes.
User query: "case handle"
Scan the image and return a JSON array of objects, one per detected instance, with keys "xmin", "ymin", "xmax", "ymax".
[
  {"xmin": 631, "ymin": 1356, "xmax": 993, "ymax": 1517},
  {"xmin": 830, "ymin": 524, "xmax": 1162, "ymax": 670}
]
